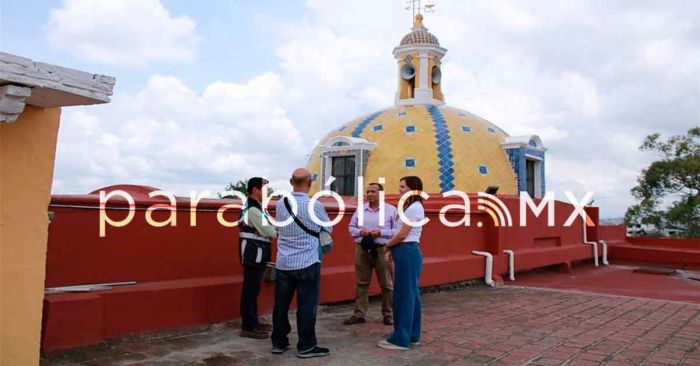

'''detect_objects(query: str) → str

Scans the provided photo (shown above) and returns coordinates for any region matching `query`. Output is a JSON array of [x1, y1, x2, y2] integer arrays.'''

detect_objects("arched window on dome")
[[487, 127, 496, 134], [502, 135, 547, 199], [373, 124, 383, 132], [331, 156, 355, 196], [461, 126, 472, 134], [405, 125, 416, 134], [318, 136, 377, 196]]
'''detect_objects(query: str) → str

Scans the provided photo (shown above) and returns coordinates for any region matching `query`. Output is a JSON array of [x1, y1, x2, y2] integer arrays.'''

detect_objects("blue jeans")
[[271, 263, 321, 351], [387, 242, 422, 347]]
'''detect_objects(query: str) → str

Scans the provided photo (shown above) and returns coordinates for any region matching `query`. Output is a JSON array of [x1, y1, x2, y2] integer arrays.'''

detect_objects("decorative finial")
[[414, 13, 424, 27]]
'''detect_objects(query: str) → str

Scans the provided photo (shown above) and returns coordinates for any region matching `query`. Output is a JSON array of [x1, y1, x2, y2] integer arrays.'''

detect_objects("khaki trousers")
[[353, 245, 394, 318]]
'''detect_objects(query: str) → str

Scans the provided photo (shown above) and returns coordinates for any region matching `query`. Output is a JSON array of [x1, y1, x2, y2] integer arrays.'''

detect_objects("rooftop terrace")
[[42, 263, 700, 366]]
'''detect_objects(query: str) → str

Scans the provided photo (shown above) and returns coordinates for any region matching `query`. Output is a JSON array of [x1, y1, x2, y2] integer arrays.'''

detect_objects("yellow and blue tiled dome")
[[306, 14, 546, 197], [307, 105, 518, 195]]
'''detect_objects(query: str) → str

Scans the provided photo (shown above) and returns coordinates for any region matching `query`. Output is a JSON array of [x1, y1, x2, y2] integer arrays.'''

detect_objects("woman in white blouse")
[[378, 176, 425, 350]]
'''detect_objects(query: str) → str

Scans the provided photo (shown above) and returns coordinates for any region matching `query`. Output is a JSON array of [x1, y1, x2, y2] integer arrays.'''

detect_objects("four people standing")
[[236, 171, 425, 357]]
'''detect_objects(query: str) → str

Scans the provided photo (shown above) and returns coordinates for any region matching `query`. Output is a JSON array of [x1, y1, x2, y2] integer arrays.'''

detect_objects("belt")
[[239, 232, 272, 243]]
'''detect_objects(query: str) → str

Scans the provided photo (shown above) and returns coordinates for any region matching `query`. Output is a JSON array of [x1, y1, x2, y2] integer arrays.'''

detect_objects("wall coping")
[[0, 52, 116, 123]]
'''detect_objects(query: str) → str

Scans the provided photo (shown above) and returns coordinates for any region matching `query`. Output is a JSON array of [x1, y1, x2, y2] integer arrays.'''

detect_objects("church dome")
[[306, 105, 518, 195], [400, 28, 439, 46], [305, 12, 546, 197]]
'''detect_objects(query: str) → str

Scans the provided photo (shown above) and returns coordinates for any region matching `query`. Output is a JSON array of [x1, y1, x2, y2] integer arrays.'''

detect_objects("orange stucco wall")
[[0, 105, 61, 365]]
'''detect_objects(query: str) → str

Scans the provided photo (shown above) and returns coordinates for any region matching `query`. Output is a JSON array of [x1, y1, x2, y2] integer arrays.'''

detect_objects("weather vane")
[[405, 0, 436, 19]]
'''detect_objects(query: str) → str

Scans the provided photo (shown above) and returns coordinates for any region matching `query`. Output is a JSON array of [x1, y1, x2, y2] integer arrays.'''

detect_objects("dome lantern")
[[393, 13, 447, 106]]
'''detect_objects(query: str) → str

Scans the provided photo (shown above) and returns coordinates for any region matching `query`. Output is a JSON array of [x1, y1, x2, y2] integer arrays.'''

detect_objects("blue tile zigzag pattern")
[[351, 111, 383, 138], [427, 105, 455, 192]]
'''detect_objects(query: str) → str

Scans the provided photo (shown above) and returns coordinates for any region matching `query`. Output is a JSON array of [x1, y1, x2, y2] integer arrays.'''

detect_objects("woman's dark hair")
[[400, 176, 424, 211]]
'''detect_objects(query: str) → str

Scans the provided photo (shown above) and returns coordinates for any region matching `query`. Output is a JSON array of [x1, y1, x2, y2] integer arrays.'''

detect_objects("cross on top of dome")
[[400, 1, 439, 46], [405, 0, 435, 21]]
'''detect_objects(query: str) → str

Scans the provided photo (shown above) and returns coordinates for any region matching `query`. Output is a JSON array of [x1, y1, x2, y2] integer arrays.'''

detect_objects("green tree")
[[221, 179, 249, 198], [220, 178, 275, 198], [625, 127, 700, 238]]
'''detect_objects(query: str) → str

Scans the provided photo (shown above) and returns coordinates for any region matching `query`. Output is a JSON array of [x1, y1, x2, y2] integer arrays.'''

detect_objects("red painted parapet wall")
[[599, 225, 627, 242], [42, 185, 597, 350], [627, 236, 700, 249], [603, 227, 700, 270]]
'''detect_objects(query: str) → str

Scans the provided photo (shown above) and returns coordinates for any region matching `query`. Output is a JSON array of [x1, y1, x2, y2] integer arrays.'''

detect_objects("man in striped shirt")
[[271, 168, 332, 359], [344, 182, 397, 326]]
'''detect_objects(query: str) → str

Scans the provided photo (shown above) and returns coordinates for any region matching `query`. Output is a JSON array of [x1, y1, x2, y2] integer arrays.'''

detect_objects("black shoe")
[[297, 346, 330, 358], [240, 328, 269, 339], [343, 315, 366, 325], [272, 345, 290, 354], [383, 316, 394, 325]]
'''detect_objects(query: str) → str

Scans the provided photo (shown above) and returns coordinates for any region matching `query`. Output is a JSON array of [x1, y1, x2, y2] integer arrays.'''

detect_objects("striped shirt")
[[348, 203, 398, 245], [274, 192, 333, 270]]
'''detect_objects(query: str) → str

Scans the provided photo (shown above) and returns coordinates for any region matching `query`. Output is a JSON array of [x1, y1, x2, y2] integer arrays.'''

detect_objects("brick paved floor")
[[42, 285, 700, 366]]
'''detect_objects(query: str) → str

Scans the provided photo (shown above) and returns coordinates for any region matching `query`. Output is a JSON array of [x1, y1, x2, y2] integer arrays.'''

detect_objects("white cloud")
[[54, 73, 304, 195], [46, 0, 199, 67], [267, 0, 699, 218], [52, 1, 700, 219], [558, 72, 600, 117]]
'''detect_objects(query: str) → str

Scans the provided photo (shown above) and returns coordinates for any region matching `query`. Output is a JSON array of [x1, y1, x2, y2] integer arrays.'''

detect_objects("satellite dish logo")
[[477, 192, 513, 227]]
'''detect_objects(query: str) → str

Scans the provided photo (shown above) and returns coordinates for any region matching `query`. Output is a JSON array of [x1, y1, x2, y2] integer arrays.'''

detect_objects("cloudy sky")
[[1, 0, 698, 218]]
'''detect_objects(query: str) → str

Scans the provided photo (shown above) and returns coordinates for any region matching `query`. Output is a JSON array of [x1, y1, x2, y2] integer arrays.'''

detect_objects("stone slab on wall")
[[0, 52, 114, 108]]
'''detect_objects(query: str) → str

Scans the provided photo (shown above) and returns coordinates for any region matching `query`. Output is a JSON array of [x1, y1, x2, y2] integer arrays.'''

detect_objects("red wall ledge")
[[43, 184, 601, 351], [605, 234, 700, 270]]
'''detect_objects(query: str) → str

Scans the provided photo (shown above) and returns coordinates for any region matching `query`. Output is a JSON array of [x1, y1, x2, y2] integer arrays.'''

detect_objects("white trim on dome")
[[319, 136, 377, 153], [502, 135, 547, 151], [395, 96, 445, 106], [393, 45, 447, 59]]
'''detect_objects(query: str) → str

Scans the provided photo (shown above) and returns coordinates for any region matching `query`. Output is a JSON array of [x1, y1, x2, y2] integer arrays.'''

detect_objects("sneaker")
[[271, 345, 290, 354], [383, 316, 394, 325], [342, 315, 366, 325], [297, 346, 330, 358], [255, 323, 272, 332], [240, 328, 268, 339], [377, 340, 408, 350], [411, 341, 421, 346]]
